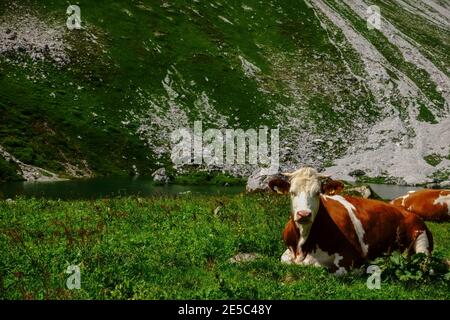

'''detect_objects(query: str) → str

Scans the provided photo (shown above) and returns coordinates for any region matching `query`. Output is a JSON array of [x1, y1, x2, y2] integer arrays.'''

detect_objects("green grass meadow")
[[0, 194, 449, 300]]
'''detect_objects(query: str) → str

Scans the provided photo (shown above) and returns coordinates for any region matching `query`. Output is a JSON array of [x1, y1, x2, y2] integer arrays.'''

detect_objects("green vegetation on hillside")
[[424, 154, 443, 167], [0, 0, 384, 180], [0, 157, 22, 182]]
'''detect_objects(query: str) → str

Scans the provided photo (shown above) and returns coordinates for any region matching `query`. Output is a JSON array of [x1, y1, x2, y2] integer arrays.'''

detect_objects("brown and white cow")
[[390, 189, 450, 222], [270, 167, 433, 274]]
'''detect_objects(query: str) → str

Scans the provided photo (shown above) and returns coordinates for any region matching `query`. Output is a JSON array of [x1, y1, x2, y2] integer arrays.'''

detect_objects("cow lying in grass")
[[391, 189, 450, 222], [269, 167, 433, 274]]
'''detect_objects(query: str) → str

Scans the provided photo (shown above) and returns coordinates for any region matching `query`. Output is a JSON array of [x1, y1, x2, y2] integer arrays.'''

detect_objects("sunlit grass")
[[0, 195, 449, 299]]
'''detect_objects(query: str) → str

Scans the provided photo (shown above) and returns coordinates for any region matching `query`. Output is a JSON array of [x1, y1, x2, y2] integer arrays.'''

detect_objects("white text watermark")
[[66, 5, 82, 30], [171, 121, 279, 173]]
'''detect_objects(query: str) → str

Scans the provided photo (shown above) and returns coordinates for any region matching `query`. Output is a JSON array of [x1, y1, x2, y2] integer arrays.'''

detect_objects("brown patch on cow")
[[319, 195, 366, 258], [391, 189, 450, 222], [282, 218, 300, 256], [340, 197, 433, 258], [397, 209, 434, 254], [304, 200, 365, 271]]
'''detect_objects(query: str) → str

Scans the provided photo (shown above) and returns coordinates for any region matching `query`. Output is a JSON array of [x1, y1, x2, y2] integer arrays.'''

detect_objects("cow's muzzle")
[[295, 210, 311, 223]]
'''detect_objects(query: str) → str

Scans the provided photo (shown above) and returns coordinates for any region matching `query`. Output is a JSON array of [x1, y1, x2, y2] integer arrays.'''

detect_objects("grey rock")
[[0, 13, 69, 65], [152, 168, 169, 184], [426, 183, 440, 189], [426, 180, 450, 189], [213, 206, 222, 216], [0, 145, 63, 182], [229, 253, 260, 264], [246, 168, 284, 193], [7, 32, 17, 40], [345, 186, 372, 199], [440, 181, 450, 188]]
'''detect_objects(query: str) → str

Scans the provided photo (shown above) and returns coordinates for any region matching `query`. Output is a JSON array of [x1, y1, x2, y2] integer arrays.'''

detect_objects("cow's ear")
[[268, 178, 290, 195], [321, 179, 344, 195]]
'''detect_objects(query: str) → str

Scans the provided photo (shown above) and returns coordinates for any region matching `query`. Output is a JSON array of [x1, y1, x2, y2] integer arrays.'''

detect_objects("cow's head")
[[269, 168, 344, 225]]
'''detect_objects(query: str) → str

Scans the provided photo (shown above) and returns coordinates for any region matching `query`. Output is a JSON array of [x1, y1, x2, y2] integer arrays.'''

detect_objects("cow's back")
[[321, 195, 432, 260], [392, 189, 450, 221]]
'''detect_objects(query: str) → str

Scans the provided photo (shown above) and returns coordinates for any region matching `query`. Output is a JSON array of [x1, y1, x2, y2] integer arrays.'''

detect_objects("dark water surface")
[[0, 177, 244, 200], [0, 177, 423, 200], [368, 183, 422, 200]]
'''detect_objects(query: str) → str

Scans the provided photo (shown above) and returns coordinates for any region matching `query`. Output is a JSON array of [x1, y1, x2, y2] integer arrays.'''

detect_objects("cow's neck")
[[296, 199, 326, 254], [295, 222, 312, 249]]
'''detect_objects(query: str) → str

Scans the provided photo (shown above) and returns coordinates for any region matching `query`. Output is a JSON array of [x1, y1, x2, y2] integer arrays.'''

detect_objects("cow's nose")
[[296, 210, 311, 219]]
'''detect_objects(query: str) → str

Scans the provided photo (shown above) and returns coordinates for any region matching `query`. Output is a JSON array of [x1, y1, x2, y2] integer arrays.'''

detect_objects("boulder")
[[151, 168, 169, 184], [343, 185, 382, 200], [229, 253, 260, 264], [344, 186, 372, 199], [246, 168, 284, 193], [426, 180, 450, 189], [440, 181, 450, 188]]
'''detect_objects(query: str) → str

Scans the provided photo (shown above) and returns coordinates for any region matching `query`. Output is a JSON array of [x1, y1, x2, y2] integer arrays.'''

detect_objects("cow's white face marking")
[[433, 193, 450, 215], [290, 190, 320, 221], [288, 170, 322, 246], [324, 195, 369, 257]]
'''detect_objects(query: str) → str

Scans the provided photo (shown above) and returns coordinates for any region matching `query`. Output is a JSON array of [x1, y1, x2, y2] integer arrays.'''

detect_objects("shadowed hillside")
[[0, 0, 449, 184]]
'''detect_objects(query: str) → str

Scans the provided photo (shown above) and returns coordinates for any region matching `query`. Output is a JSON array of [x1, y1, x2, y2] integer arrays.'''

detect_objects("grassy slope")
[[1, 0, 449, 182], [370, 0, 450, 77], [325, 0, 445, 117], [0, 0, 377, 179], [1, 195, 449, 299], [0, 0, 162, 177]]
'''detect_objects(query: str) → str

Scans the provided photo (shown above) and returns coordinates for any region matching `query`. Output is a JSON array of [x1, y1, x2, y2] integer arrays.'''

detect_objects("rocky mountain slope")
[[0, 0, 449, 184]]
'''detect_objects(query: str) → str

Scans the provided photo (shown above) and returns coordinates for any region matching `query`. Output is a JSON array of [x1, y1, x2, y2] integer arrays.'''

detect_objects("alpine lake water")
[[0, 177, 422, 200]]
